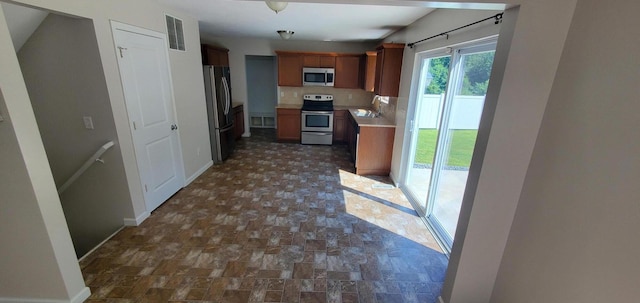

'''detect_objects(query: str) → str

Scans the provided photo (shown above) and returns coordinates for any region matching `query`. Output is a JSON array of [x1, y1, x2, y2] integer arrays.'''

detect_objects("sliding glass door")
[[403, 40, 496, 252], [405, 54, 451, 211]]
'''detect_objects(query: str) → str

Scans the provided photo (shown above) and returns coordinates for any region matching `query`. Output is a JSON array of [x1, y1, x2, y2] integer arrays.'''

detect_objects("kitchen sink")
[[353, 109, 379, 118]]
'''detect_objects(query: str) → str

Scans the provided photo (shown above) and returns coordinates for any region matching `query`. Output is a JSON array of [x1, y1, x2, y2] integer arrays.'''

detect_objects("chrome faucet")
[[371, 95, 382, 117]]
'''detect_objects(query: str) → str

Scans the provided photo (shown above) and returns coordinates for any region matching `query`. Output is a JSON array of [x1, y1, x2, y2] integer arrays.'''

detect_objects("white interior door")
[[112, 22, 184, 213]]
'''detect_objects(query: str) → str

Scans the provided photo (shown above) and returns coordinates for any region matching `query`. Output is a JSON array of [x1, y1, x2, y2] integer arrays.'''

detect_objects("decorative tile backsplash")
[[278, 86, 374, 107]]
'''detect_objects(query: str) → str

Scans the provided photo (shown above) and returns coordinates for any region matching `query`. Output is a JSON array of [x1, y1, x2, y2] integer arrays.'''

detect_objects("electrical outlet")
[[83, 116, 94, 129], [197, 147, 200, 156], [348, 94, 353, 100], [280, 91, 284, 97], [0, 113, 4, 122], [293, 92, 298, 98]]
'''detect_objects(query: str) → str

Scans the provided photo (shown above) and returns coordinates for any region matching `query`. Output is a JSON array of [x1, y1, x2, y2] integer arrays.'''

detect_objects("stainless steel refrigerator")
[[203, 65, 235, 163]]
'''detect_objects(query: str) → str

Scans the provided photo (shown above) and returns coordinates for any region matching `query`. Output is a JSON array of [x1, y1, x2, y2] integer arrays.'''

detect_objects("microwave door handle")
[[325, 71, 328, 85]]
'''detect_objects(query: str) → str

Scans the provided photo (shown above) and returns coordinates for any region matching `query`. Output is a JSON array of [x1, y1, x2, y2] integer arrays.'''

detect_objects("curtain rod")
[[407, 13, 504, 49]]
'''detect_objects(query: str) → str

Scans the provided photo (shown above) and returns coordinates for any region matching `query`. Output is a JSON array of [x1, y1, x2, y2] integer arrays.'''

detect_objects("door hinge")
[[117, 46, 127, 58], [133, 121, 137, 130], [144, 184, 148, 192], [410, 119, 415, 132]]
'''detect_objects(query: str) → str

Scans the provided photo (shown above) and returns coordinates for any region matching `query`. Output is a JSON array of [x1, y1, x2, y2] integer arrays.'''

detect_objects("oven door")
[[301, 111, 334, 132]]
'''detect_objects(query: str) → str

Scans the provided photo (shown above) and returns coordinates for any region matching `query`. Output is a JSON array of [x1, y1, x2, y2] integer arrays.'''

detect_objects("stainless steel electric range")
[[301, 94, 334, 145]]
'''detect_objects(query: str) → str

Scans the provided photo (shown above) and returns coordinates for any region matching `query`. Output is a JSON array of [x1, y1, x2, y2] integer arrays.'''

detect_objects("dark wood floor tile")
[[283, 279, 302, 303], [300, 291, 327, 303], [293, 263, 314, 279], [142, 287, 174, 302], [264, 290, 283, 302], [221, 290, 252, 303], [105, 286, 131, 298], [223, 261, 248, 277], [185, 288, 207, 300], [342, 292, 359, 303]]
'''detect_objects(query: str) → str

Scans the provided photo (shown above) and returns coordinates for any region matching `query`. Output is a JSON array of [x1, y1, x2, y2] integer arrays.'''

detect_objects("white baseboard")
[[185, 160, 213, 186], [71, 287, 91, 303], [0, 287, 90, 303], [438, 295, 446, 303], [123, 211, 149, 226], [78, 226, 125, 262], [242, 132, 251, 137]]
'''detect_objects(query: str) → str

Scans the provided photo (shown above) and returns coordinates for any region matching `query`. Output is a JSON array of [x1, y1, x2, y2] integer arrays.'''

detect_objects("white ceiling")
[[157, 0, 437, 42]]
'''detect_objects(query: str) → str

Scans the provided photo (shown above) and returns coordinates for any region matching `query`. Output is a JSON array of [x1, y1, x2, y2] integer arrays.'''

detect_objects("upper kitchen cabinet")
[[303, 55, 336, 68], [374, 43, 405, 97], [334, 55, 362, 89], [364, 51, 377, 92], [202, 44, 229, 66], [276, 51, 303, 87]]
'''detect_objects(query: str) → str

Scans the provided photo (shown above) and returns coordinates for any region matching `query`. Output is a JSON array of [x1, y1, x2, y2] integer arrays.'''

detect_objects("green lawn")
[[414, 129, 478, 167]]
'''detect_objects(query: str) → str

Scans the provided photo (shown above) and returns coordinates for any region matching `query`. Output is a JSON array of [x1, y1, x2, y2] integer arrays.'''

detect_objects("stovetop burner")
[[302, 94, 334, 111]]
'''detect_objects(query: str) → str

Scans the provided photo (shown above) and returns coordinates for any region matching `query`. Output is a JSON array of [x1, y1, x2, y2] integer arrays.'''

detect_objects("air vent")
[[165, 14, 185, 51]]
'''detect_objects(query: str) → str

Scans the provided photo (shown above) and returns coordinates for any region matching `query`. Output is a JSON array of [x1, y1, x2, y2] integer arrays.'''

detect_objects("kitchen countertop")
[[274, 104, 395, 127], [347, 108, 396, 128], [232, 101, 243, 108]]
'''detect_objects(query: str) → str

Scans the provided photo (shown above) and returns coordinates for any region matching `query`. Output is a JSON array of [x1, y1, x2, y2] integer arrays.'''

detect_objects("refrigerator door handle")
[[222, 76, 231, 115], [220, 124, 234, 132]]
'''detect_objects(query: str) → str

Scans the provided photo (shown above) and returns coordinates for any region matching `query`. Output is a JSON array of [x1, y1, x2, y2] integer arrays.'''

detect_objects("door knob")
[[171, 124, 178, 130]]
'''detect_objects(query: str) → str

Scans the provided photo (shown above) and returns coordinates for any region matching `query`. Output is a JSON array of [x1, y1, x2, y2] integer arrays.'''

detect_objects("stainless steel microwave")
[[302, 67, 335, 87]]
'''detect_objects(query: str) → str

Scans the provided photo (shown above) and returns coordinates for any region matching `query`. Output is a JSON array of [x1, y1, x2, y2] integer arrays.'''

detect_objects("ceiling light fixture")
[[265, 1, 288, 14], [277, 30, 294, 40]]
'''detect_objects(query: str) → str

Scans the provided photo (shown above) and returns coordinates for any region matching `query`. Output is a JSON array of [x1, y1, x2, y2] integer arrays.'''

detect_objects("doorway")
[[246, 55, 277, 128], [403, 39, 496, 252]]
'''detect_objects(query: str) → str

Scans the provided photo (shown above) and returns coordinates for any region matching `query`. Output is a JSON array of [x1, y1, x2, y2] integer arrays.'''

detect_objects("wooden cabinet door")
[[303, 55, 336, 68], [202, 45, 229, 66], [303, 55, 320, 67], [332, 110, 348, 142], [364, 51, 377, 92], [276, 108, 301, 141], [319, 56, 335, 68], [356, 126, 395, 175], [334, 56, 361, 89], [374, 43, 404, 97], [278, 54, 303, 86]]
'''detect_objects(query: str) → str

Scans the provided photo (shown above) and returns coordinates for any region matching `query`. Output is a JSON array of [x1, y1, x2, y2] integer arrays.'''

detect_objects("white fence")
[[417, 94, 485, 130]]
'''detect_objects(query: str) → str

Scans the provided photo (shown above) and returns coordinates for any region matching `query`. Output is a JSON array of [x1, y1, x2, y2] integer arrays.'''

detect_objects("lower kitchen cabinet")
[[347, 113, 395, 175], [333, 110, 348, 143], [276, 108, 301, 142], [233, 104, 245, 140]]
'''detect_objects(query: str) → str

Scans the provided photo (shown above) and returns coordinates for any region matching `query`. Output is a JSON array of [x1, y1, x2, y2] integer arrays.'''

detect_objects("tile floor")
[[80, 128, 448, 303]]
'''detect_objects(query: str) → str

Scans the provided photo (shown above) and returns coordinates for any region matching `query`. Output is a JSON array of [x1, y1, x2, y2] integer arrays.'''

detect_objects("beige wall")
[[200, 36, 377, 135], [0, 4, 87, 301], [491, 0, 640, 301], [18, 14, 133, 258]]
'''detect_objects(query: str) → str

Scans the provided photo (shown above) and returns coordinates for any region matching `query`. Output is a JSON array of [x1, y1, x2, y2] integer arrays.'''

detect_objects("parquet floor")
[[81, 128, 447, 302]]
